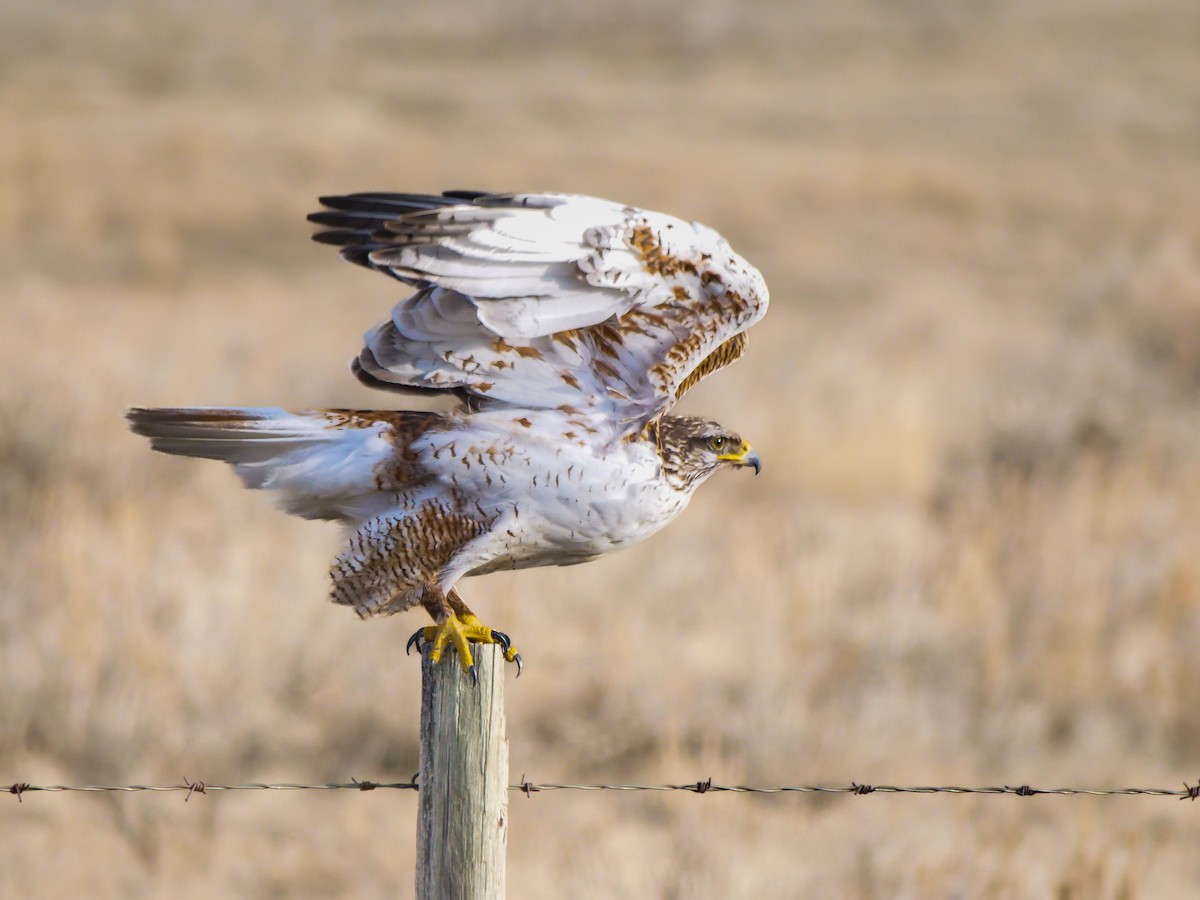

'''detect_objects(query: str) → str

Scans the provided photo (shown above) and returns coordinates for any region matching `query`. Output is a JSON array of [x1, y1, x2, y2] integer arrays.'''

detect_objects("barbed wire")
[[8, 777, 1199, 803]]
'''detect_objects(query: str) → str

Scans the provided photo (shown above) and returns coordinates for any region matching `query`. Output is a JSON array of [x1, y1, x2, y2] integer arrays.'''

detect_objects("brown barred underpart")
[[330, 499, 489, 617], [674, 331, 748, 399]]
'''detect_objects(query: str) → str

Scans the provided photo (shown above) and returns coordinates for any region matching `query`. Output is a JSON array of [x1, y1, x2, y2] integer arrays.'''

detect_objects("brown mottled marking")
[[628, 308, 670, 329], [475, 382, 494, 392], [557, 404, 581, 414], [614, 318, 651, 338], [439, 587, 475, 623], [672, 285, 691, 301], [321, 409, 411, 430], [515, 417, 532, 428], [590, 334, 621, 360], [593, 322, 625, 346], [491, 338, 543, 360], [723, 288, 749, 314], [593, 359, 621, 381], [629, 223, 699, 278], [551, 329, 580, 350], [314, 410, 441, 492], [561, 372, 581, 389], [666, 335, 702, 363], [594, 323, 621, 343], [644, 419, 664, 459], [320, 409, 440, 431]]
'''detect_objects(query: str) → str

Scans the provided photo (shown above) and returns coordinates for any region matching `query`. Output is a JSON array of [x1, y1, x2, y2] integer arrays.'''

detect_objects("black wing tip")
[[440, 189, 491, 201], [309, 228, 373, 246], [313, 190, 493, 214], [126, 407, 152, 434], [309, 191, 495, 250], [127, 406, 181, 432]]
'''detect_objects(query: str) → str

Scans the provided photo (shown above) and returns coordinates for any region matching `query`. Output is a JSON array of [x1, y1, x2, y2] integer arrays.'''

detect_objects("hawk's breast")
[[413, 409, 691, 575]]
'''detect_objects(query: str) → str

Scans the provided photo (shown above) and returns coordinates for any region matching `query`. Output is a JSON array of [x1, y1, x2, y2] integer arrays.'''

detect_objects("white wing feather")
[[310, 192, 769, 433]]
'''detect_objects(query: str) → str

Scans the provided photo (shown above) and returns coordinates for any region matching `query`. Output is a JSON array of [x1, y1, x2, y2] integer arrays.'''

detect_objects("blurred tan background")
[[3, 0, 1200, 896]]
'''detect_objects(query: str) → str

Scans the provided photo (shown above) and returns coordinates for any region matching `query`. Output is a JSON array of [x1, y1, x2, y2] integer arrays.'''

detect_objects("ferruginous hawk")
[[129, 191, 768, 677]]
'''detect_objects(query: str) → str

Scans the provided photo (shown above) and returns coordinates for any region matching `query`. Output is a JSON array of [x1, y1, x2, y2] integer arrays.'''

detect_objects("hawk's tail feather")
[[127, 407, 337, 466], [127, 407, 441, 521]]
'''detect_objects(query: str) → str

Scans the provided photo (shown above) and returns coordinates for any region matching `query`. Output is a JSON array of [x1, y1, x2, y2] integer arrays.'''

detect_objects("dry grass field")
[[3, 0, 1200, 895]]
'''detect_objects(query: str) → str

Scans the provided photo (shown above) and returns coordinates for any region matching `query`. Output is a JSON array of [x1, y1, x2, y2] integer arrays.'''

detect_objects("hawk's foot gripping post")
[[407, 613, 522, 681]]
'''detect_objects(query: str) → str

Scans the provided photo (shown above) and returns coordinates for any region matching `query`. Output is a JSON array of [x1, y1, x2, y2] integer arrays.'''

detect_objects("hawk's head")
[[657, 416, 761, 490]]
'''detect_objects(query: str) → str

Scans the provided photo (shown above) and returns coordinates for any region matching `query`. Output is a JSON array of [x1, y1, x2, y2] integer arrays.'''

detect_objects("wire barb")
[[519, 773, 539, 798], [182, 777, 207, 802]]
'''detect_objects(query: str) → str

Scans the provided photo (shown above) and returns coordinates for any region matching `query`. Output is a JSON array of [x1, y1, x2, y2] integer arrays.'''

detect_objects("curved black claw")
[[405, 629, 425, 656], [467, 664, 478, 686], [490, 631, 522, 676]]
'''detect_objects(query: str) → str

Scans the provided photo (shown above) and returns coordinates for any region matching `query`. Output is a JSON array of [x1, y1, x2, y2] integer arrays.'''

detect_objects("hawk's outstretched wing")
[[309, 192, 768, 434]]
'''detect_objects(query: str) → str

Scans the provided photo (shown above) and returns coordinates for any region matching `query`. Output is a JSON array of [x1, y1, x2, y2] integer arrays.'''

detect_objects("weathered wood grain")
[[416, 644, 508, 900]]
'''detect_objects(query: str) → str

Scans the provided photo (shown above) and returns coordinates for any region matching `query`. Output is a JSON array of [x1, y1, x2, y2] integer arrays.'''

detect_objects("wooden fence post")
[[416, 642, 508, 900]]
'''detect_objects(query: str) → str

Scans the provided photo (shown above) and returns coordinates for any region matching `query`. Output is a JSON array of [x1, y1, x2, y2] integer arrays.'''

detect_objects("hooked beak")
[[718, 441, 762, 476]]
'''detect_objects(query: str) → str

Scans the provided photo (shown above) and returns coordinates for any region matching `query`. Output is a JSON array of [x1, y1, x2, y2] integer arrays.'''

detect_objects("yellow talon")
[[409, 613, 521, 675]]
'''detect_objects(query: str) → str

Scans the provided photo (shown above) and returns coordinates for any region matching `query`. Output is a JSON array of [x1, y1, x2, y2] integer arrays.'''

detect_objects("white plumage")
[[130, 191, 769, 669]]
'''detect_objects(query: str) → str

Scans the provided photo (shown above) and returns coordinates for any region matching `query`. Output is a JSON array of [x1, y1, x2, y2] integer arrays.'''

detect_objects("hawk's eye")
[[706, 435, 727, 453]]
